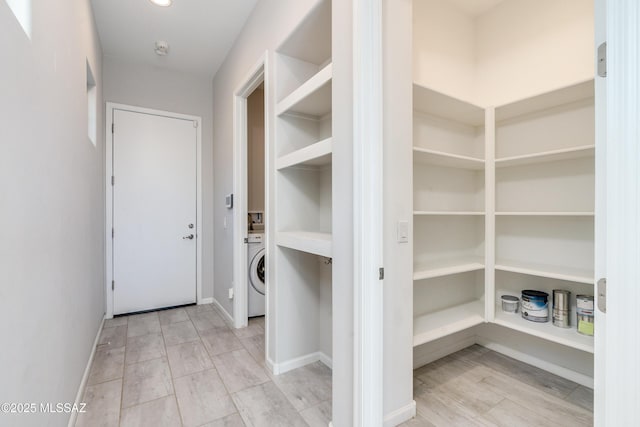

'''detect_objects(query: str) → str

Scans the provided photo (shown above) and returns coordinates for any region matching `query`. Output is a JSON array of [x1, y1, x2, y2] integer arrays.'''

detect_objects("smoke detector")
[[155, 41, 170, 56]]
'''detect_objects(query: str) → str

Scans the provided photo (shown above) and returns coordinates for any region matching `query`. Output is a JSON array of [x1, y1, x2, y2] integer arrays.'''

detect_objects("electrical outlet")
[[228, 288, 234, 299]]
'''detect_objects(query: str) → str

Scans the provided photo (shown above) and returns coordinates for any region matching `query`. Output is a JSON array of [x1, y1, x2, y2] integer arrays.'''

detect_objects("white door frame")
[[232, 53, 268, 329], [105, 103, 203, 319], [353, 0, 384, 425], [597, 2, 640, 425]]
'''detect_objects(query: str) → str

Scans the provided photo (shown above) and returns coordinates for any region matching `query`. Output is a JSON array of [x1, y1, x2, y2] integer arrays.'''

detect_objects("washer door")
[[249, 248, 266, 295]]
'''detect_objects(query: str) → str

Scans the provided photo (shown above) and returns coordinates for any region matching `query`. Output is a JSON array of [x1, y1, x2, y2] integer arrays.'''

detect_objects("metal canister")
[[552, 290, 571, 328], [521, 290, 549, 322], [576, 295, 595, 336]]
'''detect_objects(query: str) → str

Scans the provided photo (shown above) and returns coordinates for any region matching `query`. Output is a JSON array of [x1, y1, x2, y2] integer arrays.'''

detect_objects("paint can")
[[521, 290, 549, 323], [576, 295, 595, 336], [501, 295, 520, 313], [552, 290, 571, 328]]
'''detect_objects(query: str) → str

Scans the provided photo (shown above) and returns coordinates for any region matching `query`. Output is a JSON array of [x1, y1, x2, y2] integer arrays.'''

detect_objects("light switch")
[[397, 220, 409, 243]]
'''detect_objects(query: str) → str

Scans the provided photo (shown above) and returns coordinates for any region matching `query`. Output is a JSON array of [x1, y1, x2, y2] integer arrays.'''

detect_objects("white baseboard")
[[199, 297, 214, 305], [68, 315, 105, 427], [384, 400, 416, 427], [211, 298, 234, 326], [271, 352, 329, 375], [476, 338, 594, 388], [318, 352, 333, 369]]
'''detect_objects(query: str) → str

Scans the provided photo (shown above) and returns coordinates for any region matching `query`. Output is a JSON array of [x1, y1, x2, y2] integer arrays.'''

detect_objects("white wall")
[[0, 1, 104, 426], [413, 0, 476, 102], [413, 0, 594, 106], [383, 0, 415, 423], [475, 0, 594, 106], [103, 56, 215, 299]]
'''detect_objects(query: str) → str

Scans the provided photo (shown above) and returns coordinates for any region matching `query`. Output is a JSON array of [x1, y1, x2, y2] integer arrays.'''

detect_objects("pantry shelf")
[[493, 311, 594, 353], [276, 138, 332, 170], [413, 300, 485, 347], [414, 257, 484, 281], [276, 231, 332, 258], [495, 259, 594, 285]]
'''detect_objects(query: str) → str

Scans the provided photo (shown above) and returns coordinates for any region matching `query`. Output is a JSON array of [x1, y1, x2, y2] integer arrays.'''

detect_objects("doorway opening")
[[233, 54, 268, 333]]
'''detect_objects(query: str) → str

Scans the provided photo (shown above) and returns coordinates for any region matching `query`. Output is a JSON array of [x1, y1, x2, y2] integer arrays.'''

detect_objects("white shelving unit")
[[411, 59, 595, 358], [272, 0, 333, 379], [412, 84, 486, 347], [491, 80, 596, 352]]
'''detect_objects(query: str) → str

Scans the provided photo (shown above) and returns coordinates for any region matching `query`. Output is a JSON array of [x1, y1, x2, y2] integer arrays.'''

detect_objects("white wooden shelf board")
[[493, 311, 594, 353], [413, 147, 484, 170], [276, 231, 332, 258], [495, 145, 595, 168], [413, 300, 485, 347], [414, 257, 484, 281], [495, 259, 594, 284], [414, 211, 485, 216], [495, 212, 595, 217], [496, 79, 594, 122], [277, 63, 332, 117], [277, 138, 332, 170], [413, 83, 485, 126]]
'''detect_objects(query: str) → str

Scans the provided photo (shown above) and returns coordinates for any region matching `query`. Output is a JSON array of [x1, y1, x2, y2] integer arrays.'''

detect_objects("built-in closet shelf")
[[276, 231, 332, 258], [277, 63, 332, 118], [277, 138, 332, 170], [414, 211, 484, 216], [495, 212, 595, 217], [413, 147, 484, 170], [413, 300, 485, 347], [495, 145, 595, 168], [414, 257, 484, 281], [495, 79, 594, 122], [413, 83, 485, 126], [495, 259, 593, 285], [493, 311, 594, 353]]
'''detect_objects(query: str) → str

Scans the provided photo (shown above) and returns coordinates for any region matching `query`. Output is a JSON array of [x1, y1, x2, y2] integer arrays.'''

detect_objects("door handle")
[[182, 234, 194, 240]]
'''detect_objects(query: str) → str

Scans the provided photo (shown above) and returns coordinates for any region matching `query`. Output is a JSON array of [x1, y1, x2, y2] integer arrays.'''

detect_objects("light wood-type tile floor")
[[78, 305, 593, 427], [402, 345, 594, 427], [75, 304, 332, 427]]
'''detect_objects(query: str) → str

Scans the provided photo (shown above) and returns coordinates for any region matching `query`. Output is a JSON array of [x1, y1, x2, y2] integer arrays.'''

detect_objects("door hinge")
[[111, 280, 115, 291], [244, 238, 249, 244], [112, 228, 114, 238], [111, 176, 115, 186], [379, 268, 384, 280], [597, 278, 607, 313], [193, 121, 198, 128], [112, 123, 115, 133], [598, 42, 607, 78]]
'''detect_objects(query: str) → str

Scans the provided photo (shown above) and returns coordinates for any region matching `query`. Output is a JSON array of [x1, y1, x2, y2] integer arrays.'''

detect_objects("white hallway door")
[[112, 109, 197, 315]]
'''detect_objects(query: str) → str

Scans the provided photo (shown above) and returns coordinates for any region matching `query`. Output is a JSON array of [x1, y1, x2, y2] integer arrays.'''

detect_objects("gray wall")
[[103, 56, 215, 299], [247, 88, 265, 214], [0, 1, 104, 426]]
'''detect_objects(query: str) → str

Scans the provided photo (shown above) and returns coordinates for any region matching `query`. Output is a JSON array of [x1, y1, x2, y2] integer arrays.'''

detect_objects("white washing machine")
[[247, 233, 265, 317]]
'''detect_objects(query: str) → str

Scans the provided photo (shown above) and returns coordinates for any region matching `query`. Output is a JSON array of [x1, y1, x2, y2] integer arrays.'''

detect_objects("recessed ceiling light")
[[150, 0, 172, 7]]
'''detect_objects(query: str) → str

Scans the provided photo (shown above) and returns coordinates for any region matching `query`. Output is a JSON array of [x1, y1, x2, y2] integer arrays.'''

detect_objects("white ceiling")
[[446, 0, 506, 16], [91, 0, 259, 79]]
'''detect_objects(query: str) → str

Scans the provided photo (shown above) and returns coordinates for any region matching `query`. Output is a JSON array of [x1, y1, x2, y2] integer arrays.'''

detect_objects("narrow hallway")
[[76, 305, 332, 427]]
